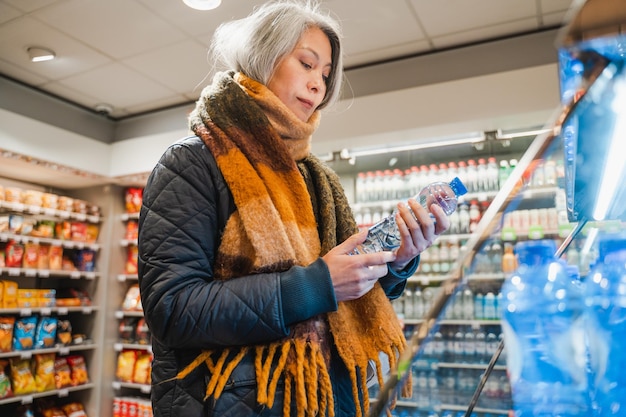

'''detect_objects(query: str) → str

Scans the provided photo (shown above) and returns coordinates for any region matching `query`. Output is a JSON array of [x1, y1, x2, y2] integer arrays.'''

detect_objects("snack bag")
[[118, 317, 138, 343], [133, 353, 152, 385], [134, 318, 151, 345], [116, 350, 137, 382], [125, 245, 138, 275], [13, 316, 37, 350], [10, 357, 37, 395], [86, 223, 100, 243], [34, 317, 57, 349], [0, 317, 15, 352], [125, 188, 143, 213], [56, 319, 72, 346], [33, 353, 56, 392], [48, 245, 63, 270], [121, 284, 141, 311], [5, 240, 24, 268], [67, 355, 89, 386], [62, 403, 88, 417], [0, 360, 12, 399], [22, 243, 39, 269], [54, 356, 72, 389]]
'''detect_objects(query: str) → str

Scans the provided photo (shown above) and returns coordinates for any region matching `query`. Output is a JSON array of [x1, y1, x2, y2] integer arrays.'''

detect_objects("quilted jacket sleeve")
[[137, 137, 337, 350]]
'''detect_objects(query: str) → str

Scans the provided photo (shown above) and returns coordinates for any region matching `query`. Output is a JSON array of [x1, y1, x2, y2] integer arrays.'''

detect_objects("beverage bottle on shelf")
[[355, 172, 367, 203], [584, 234, 626, 417], [466, 159, 478, 193], [501, 242, 517, 274], [468, 200, 481, 233], [458, 202, 471, 234], [462, 288, 475, 320], [464, 328, 476, 363], [501, 239, 587, 416], [403, 288, 415, 319], [476, 158, 487, 192], [352, 177, 467, 254], [474, 292, 484, 320], [486, 156, 499, 191], [498, 159, 510, 188], [474, 328, 487, 363], [413, 288, 425, 319]]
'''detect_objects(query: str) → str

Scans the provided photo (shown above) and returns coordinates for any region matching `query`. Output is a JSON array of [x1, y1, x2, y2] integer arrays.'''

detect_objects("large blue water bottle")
[[501, 239, 587, 416], [585, 234, 626, 416]]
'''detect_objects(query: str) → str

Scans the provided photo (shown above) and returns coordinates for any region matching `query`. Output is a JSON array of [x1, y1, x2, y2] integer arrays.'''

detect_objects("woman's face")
[[268, 26, 332, 122]]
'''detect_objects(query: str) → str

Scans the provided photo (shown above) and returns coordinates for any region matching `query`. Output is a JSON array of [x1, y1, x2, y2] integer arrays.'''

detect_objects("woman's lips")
[[298, 97, 314, 109]]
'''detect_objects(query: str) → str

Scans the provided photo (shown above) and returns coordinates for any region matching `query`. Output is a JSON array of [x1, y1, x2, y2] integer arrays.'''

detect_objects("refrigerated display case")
[[367, 0, 626, 416]]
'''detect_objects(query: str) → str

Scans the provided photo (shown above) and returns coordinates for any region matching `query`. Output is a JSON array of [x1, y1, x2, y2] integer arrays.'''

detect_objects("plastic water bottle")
[[501, 239, 587, 416], [352, 177, 467, 254], [584, 234, 626, 416]]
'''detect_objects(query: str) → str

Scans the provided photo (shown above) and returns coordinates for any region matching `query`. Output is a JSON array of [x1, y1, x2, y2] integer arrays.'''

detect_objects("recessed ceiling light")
[[27, 47, 56, 62], [182, 0, 221, 11]]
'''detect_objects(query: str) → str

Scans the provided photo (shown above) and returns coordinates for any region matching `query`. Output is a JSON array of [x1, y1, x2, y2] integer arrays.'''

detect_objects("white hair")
[[210, 0, 343, 109]]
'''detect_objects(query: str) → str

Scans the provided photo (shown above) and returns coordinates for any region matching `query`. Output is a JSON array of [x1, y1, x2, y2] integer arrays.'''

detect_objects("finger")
[[365, 250, 396, 266], [430, 204, 450, 235], [336, 230, 368, 254]]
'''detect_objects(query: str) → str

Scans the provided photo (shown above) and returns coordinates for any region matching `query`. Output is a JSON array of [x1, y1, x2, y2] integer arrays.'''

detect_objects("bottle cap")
[[449, 177, 468, 197]]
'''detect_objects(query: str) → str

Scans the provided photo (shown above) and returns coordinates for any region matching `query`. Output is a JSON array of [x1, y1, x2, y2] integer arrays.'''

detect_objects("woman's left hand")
[[388, 199, 450, 272]]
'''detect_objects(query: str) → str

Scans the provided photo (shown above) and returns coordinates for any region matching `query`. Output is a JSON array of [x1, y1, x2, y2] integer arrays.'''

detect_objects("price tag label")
[[58, 307, 69, 316], [500, 227, 517, 242], [527, 225, 544, 240], [21, 395, 34, 405], [58, 388, 69, 397]]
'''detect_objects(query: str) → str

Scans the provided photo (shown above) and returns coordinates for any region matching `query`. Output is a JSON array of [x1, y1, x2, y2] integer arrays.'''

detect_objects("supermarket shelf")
[[0, 343, 98, 360], [0, 266, 98, 280], [0, 232, 100, 251], [0, 306, 99, 316], [0, 383, 95, 406], [0, 201, 101, 223], [112, 381, 151, 394]]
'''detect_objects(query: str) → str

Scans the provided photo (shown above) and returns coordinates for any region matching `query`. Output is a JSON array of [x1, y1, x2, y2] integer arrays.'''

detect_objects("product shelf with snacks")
[[110, 187, 153, 417], [0, 180, 116, 417]]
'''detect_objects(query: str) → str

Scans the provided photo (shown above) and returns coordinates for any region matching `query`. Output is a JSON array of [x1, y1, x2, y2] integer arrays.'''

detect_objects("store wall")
[[0, 29, 562, 182], [107, 62, 559, 177]]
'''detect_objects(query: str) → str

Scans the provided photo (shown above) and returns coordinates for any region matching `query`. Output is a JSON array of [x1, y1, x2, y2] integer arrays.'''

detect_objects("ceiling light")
[[27, 47, 56, 62], [182, 0, 221, 10]]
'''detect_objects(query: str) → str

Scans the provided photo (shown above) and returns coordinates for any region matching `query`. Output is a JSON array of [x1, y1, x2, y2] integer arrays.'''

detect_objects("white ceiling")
[[0, 0, 574, 119]]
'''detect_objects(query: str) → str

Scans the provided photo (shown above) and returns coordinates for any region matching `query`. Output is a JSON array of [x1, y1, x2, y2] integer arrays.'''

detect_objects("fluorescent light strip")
[[348, 134, 485, 158]]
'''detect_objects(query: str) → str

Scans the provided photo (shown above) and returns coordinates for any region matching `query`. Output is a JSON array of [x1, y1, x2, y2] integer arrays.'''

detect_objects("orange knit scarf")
[[179, 71, 408, 417]]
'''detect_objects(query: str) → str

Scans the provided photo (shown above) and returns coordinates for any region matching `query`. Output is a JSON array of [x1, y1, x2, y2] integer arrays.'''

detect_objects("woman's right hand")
[[321, 231, 396, 301]]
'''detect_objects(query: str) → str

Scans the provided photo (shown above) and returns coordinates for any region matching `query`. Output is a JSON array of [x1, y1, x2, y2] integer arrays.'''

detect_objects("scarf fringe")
[[177, 340, 337, 417]]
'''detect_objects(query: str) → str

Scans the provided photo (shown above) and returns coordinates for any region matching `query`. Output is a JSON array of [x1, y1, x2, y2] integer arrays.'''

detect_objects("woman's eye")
[[322, 75, 329, 83], [301, 61, 312, 69]]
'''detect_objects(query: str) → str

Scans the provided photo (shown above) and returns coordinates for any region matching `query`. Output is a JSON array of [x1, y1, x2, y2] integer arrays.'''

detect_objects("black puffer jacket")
[[138, 136, 415, 417]]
